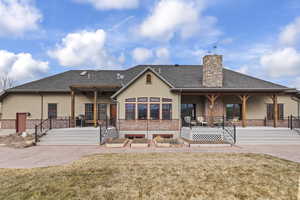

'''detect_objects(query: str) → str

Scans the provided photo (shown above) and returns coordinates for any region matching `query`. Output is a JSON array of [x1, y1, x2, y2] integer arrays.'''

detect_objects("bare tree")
[[0, 74, 14, 91]]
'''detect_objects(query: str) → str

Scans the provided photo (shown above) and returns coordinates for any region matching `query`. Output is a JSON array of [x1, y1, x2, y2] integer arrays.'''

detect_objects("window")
[[162, 98, 172, 102], [138, 104, 148, 120], [138, 97, 148, 102], [125, 98, 136, 102], [146, 74, 152, 84], [226, 104, 242, 120], [125, 104, 135, 120], [150, 97, 160, 102], [267, 104, 284, 120], [85, 104, 94, 120], [150, 104, 160, 120], [48, 104, 57, 119], [181, 104, 196, 120], [98, 104, 107, 120], [162, 104, 172, 120]]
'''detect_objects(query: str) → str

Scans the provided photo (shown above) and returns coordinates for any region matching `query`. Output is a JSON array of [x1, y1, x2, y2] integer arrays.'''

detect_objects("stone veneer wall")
[[203, 55, 223, 87]]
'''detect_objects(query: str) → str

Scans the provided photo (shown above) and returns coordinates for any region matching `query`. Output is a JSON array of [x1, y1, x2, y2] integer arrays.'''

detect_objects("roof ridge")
[[224, 68, 288, 88]]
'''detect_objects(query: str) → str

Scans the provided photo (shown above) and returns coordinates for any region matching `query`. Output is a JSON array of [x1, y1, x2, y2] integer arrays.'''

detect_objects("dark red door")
[[16, 113, 27, 133], [110, 104, 117, 126]]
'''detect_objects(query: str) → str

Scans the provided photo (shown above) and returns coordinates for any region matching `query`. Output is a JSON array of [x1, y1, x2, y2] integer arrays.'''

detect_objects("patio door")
[[16, 113, 27, 133], [110, 104, 117, 126]]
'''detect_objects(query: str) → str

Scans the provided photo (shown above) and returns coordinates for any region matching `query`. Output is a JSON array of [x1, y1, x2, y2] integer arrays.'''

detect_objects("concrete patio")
[[0, 144, 299, 168]]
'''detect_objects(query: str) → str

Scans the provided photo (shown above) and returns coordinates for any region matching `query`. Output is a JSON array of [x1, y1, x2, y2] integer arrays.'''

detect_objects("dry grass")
[[0, 153, 299, 200]]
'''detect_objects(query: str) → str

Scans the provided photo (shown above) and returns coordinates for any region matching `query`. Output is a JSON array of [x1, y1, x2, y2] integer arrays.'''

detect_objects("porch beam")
[[93, 90, 98, 127], [238, 95, 250, 128], [271, 94, 278, 128]]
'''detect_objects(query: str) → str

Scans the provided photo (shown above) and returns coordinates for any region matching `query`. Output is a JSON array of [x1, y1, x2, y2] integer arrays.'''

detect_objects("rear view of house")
[[0, 55, 299, 139]]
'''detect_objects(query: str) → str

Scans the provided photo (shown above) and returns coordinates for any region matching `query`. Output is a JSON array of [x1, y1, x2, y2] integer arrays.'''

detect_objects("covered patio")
[[178, 88, 297, 128]]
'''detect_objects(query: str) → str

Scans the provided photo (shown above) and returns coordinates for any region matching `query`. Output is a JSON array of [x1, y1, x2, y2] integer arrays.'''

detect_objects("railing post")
[[233, 125, 236, 144], [222, 115, 225, 130], [99, 124, 102, 145], [288, 116, 290, 129], [291, 115, 293, 130], [49, 117, 52, 130], [35, 125, 38, 143]]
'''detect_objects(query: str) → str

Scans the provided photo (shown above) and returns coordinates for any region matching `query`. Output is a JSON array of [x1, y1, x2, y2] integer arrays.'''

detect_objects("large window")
[[267, 104, 284, 120], [162, 104, 172, 120], [98, 104, 107, 120], [181, 104, 196, 120], [226, 104, 242, 120], [138, 104, 148, 120], [85, 104, 94, 120], [48, 104, 57, 119], [125, 104, 135, 120], [150, 104, 160, 120]]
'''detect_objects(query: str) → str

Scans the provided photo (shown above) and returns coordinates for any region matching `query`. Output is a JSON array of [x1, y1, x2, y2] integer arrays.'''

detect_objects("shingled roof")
[[4, 65, 293, 94]]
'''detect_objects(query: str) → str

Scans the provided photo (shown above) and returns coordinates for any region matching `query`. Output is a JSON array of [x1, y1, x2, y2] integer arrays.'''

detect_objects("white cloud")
[[0, 0, 42, 36], [132, 48, 153, 63], [236, 65, 249, 74], [0, 50, 49, 81], [279, 17, 300, 46], [292, 77, 300, 89], [74, 0, 139, 10], [260, 47, 300, 78], [139, 0, 220, 41], [154, 47, 170, 64], [49, 29, 119, 68]]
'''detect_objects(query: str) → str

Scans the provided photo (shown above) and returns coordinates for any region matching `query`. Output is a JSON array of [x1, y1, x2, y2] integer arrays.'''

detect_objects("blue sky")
[[0, 0, 300, 88]]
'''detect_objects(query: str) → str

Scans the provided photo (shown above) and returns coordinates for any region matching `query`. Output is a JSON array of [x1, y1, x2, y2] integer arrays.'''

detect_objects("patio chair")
[[197, 116, 208, 126]]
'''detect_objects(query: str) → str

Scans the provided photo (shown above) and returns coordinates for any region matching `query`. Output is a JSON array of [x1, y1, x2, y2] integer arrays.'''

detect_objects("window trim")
[[138, 103, 148, 120], [162, 103, 172, 120], [150, 103, 160, 120]]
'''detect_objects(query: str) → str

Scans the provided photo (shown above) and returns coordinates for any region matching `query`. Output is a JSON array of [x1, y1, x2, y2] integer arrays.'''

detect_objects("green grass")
[[0, 153, 299, 200]]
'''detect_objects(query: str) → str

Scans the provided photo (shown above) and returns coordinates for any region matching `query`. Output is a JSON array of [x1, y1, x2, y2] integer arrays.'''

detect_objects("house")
[[0, 55, 299, 139]]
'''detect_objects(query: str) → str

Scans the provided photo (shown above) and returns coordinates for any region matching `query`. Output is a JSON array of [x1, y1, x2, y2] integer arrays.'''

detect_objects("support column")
[[238, 95, 250, 128], [93, 90, 98, 127], [271, 94, 278, 128], [71, 90, 75, 120], [206, 94, 219, 126]]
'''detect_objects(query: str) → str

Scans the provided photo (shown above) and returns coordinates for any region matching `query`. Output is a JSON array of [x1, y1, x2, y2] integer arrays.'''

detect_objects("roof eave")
[[111, 67, 174, 99], [171, 88, 296, 93]]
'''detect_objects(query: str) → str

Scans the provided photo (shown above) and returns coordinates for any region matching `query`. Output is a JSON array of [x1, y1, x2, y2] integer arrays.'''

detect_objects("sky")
[[0, 0, 300, 89]]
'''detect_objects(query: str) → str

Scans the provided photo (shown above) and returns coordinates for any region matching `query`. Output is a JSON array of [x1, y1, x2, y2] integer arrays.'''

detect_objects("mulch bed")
[[0, 134, 35, 148]]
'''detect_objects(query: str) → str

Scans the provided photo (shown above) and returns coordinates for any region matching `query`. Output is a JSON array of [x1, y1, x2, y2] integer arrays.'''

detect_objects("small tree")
[[0, 74, 14, 91]]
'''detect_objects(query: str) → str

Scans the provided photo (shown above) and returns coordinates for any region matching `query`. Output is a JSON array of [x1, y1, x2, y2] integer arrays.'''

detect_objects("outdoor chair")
[[197, 116, 208, 126], [213, 118, 223, 127]]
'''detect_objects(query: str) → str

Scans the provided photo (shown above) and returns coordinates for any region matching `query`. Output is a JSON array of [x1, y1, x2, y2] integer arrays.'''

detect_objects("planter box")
[[130, 143, 149, 148], [106, 139, 128, 148], [155, 142, 171, 147]]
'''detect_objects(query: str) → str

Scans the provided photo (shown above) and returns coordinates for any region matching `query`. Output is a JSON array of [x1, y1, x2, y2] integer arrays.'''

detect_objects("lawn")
[[0, 153, 299, 200]]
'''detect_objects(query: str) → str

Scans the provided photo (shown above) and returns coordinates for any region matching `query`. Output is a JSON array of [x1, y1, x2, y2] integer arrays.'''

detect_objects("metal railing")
[[34, 118, 52, 143], [34, 116, 73, 143], [222, 122, 236, 144], [289, 115, 300, 132]]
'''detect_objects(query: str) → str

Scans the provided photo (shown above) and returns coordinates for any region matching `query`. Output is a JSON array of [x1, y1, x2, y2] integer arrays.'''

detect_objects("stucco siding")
[[1, 93, 113, 120], [116, 72, 180, 119], [2, 93, 42, 119]]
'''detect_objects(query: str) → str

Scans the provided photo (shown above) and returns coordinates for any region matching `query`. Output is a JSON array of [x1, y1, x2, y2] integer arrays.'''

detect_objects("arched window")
[[146, 74, 152, 84]]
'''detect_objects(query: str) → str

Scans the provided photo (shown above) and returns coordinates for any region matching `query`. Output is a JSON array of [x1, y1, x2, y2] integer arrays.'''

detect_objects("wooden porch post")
[[71, 90, 75, 120], [238, 95, 250, 128], [93, 90, 98, 127], [206, 94, 219, 126], [271, 94, 278, 128]]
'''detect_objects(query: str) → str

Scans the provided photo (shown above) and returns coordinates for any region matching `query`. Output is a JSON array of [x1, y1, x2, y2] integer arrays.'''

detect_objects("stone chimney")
[[202, 55, 223, 87]]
